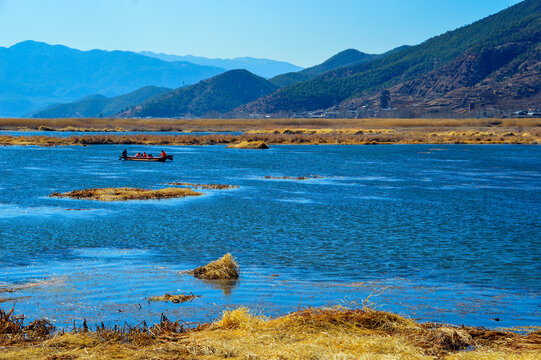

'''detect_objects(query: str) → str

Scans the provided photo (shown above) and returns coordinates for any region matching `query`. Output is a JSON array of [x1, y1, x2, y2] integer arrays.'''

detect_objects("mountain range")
[[0, 42, 300, 117], [0, 41, 228, 117], [139, 51, 302, 78], [10, 0, 541, 119]]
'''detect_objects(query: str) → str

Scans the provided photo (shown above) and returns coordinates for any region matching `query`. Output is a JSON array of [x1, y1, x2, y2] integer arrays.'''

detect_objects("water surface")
[[0, 144, 539, 329]]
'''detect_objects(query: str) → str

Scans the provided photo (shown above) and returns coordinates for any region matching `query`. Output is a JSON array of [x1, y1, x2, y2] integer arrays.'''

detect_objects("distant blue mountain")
[[0, 41, 225, 117], [139, 51, 303, 78]]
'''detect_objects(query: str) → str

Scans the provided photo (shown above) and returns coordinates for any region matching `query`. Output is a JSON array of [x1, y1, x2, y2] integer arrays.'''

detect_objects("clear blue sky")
[[0, 0, 522, 67]]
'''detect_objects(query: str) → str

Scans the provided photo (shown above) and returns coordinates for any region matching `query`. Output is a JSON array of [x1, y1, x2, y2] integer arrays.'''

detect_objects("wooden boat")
[[119, 155, 173, 162]]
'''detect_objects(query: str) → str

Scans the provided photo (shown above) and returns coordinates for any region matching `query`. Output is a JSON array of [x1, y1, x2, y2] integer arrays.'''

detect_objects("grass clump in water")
[[148, 293, 200, 304], [168, 182, 239, 190], [227, 140, 269, 149], [187, 253, 239, 280], [49, 187, 202, 201]]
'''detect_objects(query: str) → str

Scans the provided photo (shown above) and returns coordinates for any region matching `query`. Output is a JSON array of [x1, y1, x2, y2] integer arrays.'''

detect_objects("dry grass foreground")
[[49, 187, 202, 201], [187, 254, 240, 280], [1, 306, 539, 360]]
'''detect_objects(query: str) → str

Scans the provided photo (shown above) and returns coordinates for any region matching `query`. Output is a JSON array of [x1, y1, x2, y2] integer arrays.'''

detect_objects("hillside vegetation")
[[240, 0, 540, 115]]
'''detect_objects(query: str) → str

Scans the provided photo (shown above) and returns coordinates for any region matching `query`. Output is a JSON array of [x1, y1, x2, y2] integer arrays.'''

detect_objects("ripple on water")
[[0, 204, 109, 218]]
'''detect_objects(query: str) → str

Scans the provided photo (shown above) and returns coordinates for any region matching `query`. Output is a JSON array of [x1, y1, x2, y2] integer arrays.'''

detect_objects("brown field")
[[1, 306, 539, 360]]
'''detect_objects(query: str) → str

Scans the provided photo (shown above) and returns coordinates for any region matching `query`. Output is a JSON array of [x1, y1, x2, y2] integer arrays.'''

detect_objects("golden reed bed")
[[0, 305, 539, 359], [0, 128, 539, 146], [0, 117, 539, 132]]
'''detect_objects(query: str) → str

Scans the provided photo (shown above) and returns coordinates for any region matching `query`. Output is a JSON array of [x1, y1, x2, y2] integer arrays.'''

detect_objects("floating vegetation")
[[0, 296, 30, 304], [264, 175, 323, 180], [187, 253, 239, 280], [0, 277, 67, 294], [227, 140, 270, 149], [148, 293, 200, 304], [1, 306, 540, 359], [49, 187, 202, 202], [167, 182, 239, 190]]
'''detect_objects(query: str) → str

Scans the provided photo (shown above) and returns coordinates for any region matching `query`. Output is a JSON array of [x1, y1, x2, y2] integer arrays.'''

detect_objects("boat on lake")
[[119, 155, 173, 162]]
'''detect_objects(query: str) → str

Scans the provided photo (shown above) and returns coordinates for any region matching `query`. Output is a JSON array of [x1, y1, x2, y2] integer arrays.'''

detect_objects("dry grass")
[[49, 187, 202, 201], [148, 293, 200, 304], [187, 254, 239, 280], [168, 182, 239, 190], [227, 140, 270, 149], [248, 128, 397, 135], [1, 117, 539, 132], [1, 306, 539, 360], [0, 307, 55, 346]]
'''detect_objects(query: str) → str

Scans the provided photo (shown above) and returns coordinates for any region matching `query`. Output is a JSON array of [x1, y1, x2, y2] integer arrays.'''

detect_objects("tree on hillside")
[[380, 89, 390, 109]]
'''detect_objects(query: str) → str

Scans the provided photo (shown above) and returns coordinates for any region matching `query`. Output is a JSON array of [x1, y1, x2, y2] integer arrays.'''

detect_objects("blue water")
[[0, 144, 539, 329]]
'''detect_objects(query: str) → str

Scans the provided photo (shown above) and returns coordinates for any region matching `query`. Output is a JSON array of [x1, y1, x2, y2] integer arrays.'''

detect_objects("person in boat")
[[121, 149, 128, 157], [135, 152, 141, 157], [148, 154, 153, 158], [160, 150, 167, 158], [143, 152, 148, 158]]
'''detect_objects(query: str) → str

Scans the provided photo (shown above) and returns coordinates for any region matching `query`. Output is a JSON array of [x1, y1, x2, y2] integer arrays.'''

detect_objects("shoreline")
[[1, 305, 539, 359]]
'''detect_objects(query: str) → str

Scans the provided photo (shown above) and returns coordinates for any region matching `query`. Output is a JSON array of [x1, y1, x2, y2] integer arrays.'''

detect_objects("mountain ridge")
[[139, 51, 302, 78], [269, 47, 411, 87]]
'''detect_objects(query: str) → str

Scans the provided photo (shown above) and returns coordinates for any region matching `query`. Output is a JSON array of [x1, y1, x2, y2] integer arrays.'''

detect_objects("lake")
[[0, 144, 539, 330]]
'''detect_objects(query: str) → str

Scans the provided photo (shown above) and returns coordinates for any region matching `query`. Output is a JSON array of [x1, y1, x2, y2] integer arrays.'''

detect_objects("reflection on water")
[[0, 144, 539, 329], [200, 279, 240, 296]]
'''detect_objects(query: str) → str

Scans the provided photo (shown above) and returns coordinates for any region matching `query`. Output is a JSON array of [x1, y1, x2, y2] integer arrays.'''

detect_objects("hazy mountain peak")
[[139, 51, 303, 78]]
